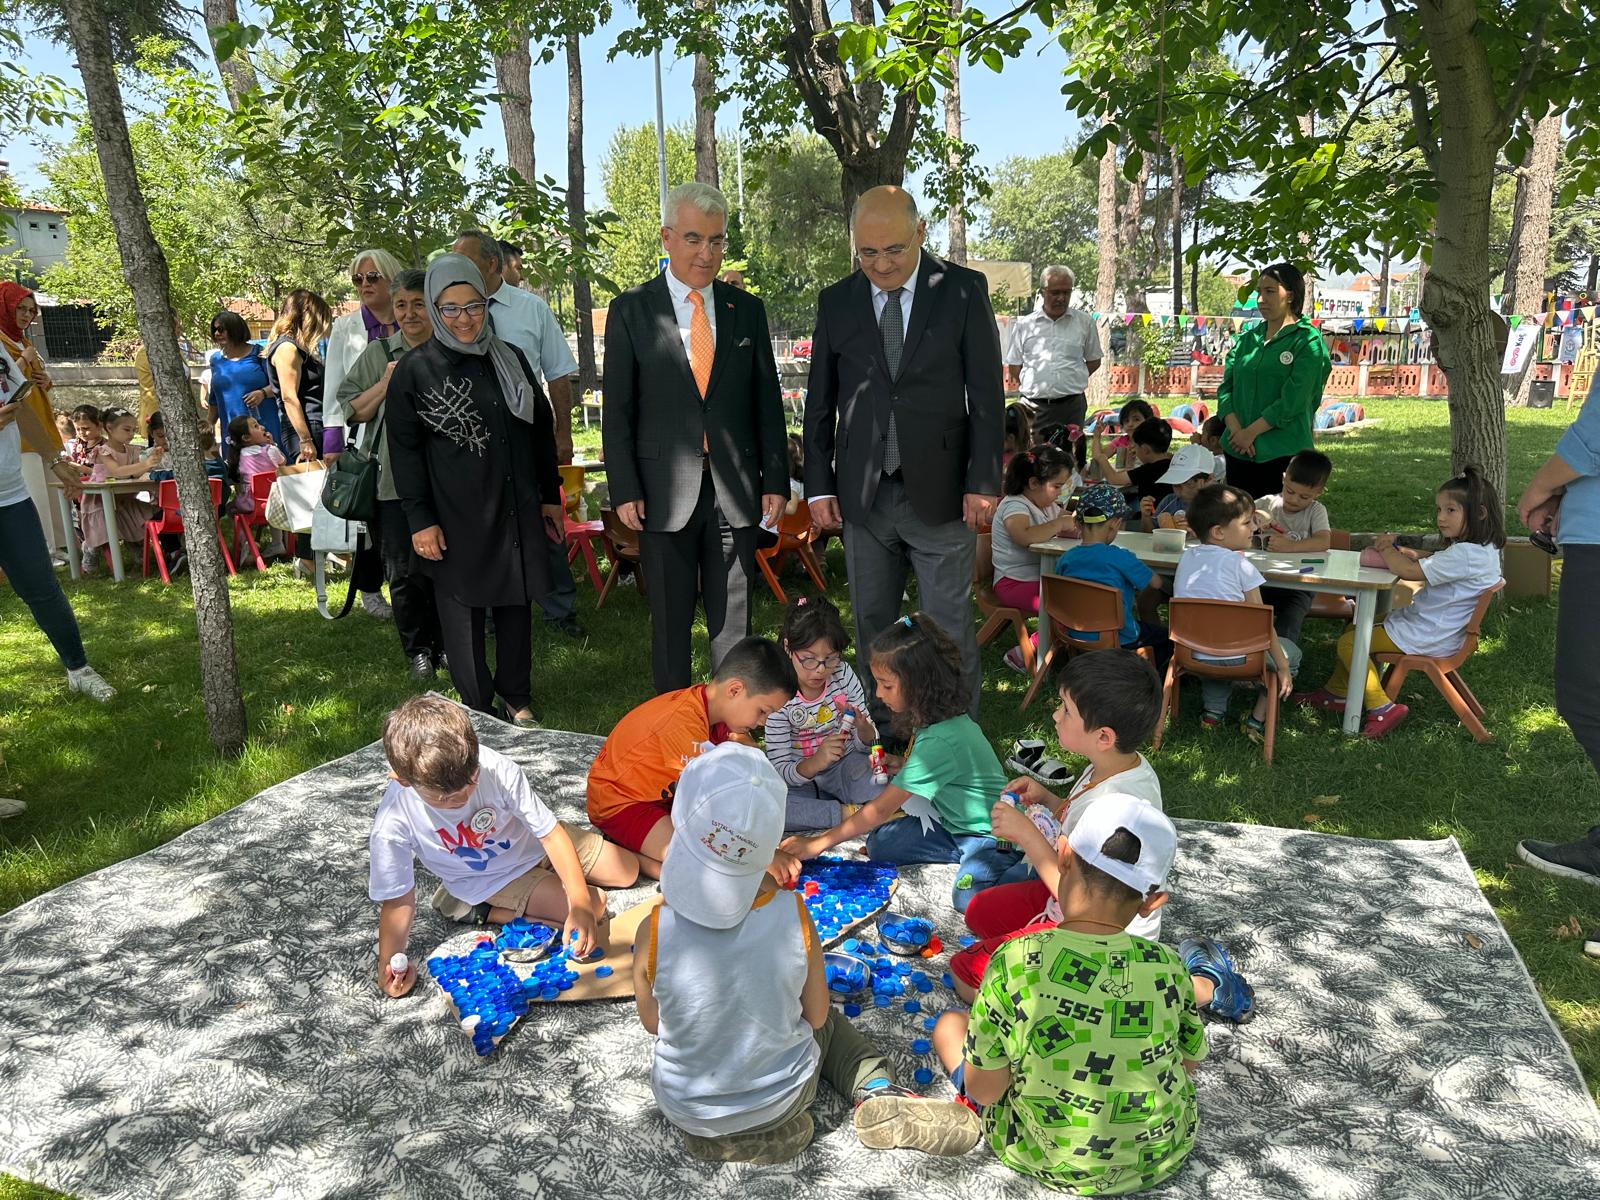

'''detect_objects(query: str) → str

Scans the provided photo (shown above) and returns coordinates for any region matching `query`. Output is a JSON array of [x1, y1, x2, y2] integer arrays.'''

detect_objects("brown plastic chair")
[[974, 530, 1036, 676], [1371, 579, 1504, 743], [1154, 597, 1281, 764], [755, 499, 827, 603], [1021, 575, 1155, 709], [1306, 529, 1355, 623], [597, 506, 647, 609]]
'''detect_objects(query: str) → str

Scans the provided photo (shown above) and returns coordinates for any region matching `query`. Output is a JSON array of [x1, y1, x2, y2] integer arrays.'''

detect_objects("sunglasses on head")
[[351, 271, 385, 286]]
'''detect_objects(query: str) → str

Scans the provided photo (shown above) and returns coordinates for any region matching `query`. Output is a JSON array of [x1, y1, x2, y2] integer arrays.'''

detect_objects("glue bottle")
[[388, 952, 410, 983], [869, 743, 889, 785], [835, 692, 857, 741]]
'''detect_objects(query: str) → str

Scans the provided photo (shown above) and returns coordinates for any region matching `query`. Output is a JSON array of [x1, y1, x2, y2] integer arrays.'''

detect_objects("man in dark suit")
[[804, 186, 1004, 713], [604, 182, 789, 693]]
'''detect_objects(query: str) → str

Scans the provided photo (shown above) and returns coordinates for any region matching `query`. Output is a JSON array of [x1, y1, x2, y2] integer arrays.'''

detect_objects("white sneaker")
[[1003, 646, 1029, 675], [360, 592, 393, 620], [80, 548, 99, 575], [0, 798, 25, 819], [67, 665, 117, 703]]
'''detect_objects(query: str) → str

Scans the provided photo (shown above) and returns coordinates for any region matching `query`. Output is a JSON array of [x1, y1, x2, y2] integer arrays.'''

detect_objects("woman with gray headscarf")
[[385, 253, 564, 724]]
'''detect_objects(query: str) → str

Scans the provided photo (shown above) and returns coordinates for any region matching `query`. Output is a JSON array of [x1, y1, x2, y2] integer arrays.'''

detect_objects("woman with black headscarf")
[[385, 254, 564, 723]]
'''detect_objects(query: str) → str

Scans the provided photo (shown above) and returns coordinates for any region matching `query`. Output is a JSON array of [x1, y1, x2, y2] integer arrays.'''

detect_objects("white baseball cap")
[[659, 742, 787, 929], [1067, 794, 1178, 895], [1156, 442, 1218, 485]]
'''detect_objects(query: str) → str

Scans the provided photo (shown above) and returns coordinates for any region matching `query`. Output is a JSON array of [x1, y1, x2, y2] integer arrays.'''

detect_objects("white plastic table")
[[1032, 531, 1398, 736], [47, 478, 157, 583]]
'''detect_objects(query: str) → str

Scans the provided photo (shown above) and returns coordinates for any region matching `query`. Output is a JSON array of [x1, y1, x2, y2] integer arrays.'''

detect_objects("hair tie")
[[795, 597, 808, 606], [899, 615, 914, 628]]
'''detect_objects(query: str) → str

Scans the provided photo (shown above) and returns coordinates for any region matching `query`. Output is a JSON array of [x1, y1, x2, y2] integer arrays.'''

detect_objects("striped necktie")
[[880, 287, 904, 474]]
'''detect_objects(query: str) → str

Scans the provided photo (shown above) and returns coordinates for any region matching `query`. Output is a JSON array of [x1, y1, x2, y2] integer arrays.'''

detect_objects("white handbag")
[[266, 464, 324, 533]]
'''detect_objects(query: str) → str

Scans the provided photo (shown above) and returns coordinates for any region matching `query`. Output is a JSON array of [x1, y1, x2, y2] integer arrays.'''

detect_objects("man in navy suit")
[[804, 186, 1005, 713], [603, 182, 789, 692]]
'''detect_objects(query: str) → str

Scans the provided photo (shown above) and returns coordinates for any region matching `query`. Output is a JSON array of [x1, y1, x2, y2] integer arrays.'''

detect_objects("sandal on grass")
[[1007, 739, 1071, 787]]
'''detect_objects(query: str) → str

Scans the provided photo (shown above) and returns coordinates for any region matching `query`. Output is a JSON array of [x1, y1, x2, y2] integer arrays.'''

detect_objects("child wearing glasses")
[[764, 595, 882, 831]]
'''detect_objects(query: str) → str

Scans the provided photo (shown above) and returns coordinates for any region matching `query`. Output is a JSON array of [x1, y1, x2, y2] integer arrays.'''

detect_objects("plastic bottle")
[[870, 743, 889, 785], [388, 952, 409, 981], [835, 692, 857, 740]]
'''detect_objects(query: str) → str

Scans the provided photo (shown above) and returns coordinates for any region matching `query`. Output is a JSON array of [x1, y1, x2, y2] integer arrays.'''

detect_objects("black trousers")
[[1224, 452, 1294, 502], [376, 499, 442, 661], [435, 594, 533, 715], [1557, 544, 1600, 780], [1029, 393, 1089, 468], [639, 471, 757, 693]]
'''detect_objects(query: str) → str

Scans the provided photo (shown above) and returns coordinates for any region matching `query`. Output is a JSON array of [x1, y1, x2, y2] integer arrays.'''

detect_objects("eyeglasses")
[[437, 302, 488, 320], [794, 652, 843, 672], [857, 244, 910, 263], [351, 271, 386, 286], [672, 232, 728, 250]]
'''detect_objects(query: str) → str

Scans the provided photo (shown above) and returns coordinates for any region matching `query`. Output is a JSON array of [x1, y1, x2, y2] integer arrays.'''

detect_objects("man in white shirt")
[[452, 229, 587, 637], [1004, 266, 1103, 465]]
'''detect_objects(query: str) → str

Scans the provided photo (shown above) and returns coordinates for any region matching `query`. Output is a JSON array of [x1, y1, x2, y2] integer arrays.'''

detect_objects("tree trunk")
[[201, 0, 258, 110], [943, 0, 966, 264], [1189, 176, 1202, 309], [1502, 105, 1561, 406], [61, 0, 247, 757], [1169, 145, 1183, 314], [1088, 120, 1119, 413], [692, 63, 719, 186], [566, 32, 598, 398], [1117, 151, 1148, 312], [495, 30, 536, 183], [1377, 242, 1392, 315], [1417, 0, 1508, 503]]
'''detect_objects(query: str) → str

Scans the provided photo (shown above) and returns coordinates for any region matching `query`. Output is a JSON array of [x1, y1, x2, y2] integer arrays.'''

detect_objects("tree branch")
[[1493, 8, 1549, 141]]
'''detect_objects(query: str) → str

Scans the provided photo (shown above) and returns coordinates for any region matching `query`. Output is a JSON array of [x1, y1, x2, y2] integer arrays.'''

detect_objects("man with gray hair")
[[1003, 265, 1102, 464], [603, 181, 788, 692]]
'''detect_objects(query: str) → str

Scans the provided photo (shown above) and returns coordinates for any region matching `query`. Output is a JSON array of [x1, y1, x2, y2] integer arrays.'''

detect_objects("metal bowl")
[[874, 911, 934, 957], [823, 951, 872, 998]]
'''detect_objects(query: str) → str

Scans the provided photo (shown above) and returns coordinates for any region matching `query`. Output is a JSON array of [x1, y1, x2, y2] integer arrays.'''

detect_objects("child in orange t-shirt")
[[586, 637, 797, 877]]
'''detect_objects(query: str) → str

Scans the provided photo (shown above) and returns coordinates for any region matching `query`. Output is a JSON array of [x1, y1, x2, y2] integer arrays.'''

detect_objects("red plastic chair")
[[232, 472, 294, 570], [1372, 580, 1504, 743], [566, 519, 607, 591], [142, 477, 235, 584], [755, 499, 828, 604], [1154, 597, 1281, 764], [1022, 575, 1156, 709]]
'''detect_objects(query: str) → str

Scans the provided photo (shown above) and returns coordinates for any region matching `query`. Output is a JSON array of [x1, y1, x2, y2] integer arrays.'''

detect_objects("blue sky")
[[0, 9, 1087, 224]]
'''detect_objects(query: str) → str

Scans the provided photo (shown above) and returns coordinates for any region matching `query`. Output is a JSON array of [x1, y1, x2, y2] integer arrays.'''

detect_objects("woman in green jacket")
[[1216, 263, 1332, 497]]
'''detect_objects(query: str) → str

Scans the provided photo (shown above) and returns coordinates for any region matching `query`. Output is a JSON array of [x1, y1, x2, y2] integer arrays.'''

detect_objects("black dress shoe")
[[408, 652, 436, 682], [433, 651, 449, 675], [552, 614, 586, 639]]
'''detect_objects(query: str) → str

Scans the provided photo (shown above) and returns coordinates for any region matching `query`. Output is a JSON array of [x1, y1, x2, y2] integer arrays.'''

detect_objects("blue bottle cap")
[[914, 1067, 934, 1086], [873, 994, 891, 1008], [916, 980, 932, 994], [923, 1016, 938, 1031], [912, 1038, 931, 1054], [958, 935, 977, 947], [539, 987, 559, 1001], [595, 965, 613, 978], [904, 1000, 921, 1013]]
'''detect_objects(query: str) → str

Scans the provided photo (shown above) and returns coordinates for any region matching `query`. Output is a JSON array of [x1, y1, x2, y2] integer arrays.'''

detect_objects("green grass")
[[1, 399, 1597, 1198]]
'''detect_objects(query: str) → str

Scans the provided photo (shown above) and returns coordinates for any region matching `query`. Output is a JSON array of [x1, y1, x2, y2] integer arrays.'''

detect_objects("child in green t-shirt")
[[776, 613, 1028, 912], [932, 795, 1208, 1195]]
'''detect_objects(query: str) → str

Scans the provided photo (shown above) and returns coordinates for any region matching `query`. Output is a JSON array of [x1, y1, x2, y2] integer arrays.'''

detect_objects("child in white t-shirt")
[[1174, 483, 1298, 740], [1255, 449, 1334, 644], [367, 695, 641, 997], [1297, 466, 1504, 740], [634, 743, 980, 1164]]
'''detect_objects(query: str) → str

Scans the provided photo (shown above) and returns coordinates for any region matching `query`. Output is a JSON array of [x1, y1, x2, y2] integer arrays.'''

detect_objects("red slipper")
[[1290, 689, 1345, 712], [1361, 703, 1408, 739]]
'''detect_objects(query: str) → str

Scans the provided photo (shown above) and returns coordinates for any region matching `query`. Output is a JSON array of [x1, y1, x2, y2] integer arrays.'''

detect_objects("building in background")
[[0, 182, 69, 286]]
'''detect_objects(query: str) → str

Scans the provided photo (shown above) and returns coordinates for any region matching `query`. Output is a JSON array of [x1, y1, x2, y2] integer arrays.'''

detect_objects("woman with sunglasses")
[[207, 310, 279, 455], [385, 254, 564, 725]]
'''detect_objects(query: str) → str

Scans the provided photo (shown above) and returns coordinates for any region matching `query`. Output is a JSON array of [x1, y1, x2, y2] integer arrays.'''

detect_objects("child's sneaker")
[[66, 666, 116, 703], [853, 1082, 981, 1155], [1180, 936, 1255, 1023], [1361, 702, 1408, 740], [1290, 689, 1345, 712], [1003, 645, 1029, 675], [0, 797, 25, 819], [1199, 712, 1223, 732]]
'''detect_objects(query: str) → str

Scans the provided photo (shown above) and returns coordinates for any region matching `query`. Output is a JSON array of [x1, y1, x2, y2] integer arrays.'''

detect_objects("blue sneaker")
[[1179, 936, 1256, 1024]]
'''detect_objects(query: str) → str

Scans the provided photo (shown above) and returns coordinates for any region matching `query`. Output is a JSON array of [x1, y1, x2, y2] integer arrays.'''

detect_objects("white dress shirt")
[[664, 268, 717, 360], [486, 283, 578, 384], [1005, 307, 1103, 397]]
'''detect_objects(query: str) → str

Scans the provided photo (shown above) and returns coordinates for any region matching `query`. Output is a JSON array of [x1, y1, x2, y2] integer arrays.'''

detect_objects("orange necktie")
[[688, 289, 713, 396]]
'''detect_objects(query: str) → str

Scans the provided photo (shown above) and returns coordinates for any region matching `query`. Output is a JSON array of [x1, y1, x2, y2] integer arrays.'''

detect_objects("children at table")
[[1296, 466, 1504, 740], [586, 637, 797, 877], [765, 595, 881, 831], [1054, 483, 1170, 661], [634, 743, 981, 1164], [78, 407, 162, 575], [932, 796, 1209, 1194], [368, 695, 640, 996], [776, 614, 1025, 913], [1174, 484, 1298, 740]]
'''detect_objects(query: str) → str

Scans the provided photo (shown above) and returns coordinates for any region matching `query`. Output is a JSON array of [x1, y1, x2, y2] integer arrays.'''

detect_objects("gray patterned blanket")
[[1, 714, 1596, 1199]]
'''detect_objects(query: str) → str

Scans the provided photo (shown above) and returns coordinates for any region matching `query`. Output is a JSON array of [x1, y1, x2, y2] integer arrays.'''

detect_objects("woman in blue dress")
[[207, 310, 280, 454]]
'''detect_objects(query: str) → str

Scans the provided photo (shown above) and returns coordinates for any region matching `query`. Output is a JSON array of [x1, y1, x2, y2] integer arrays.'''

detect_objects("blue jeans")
[[0, 499, 88, 671], [785, 750, 881, 831], [1198, 637, 1302, 716], [865, 816, 1032, 912]]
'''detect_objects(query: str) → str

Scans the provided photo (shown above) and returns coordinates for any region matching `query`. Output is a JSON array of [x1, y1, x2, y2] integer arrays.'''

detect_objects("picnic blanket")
[[1, 712, 1597, 1199]]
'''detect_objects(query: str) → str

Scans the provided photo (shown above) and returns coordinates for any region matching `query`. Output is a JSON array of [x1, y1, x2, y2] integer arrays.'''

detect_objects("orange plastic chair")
[[756, 499, 827, 603], [1021, 575, 1155, 709], [1371, 579, 1504, 743], [142, 477, 234, 584], [597, 506, 647, 609], [974, 530, 1036, 676], [1306, 529, 1355, 624], [1154, 597, 1281, 764]]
